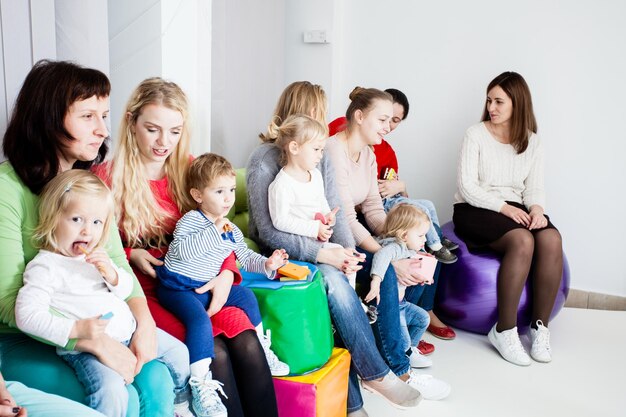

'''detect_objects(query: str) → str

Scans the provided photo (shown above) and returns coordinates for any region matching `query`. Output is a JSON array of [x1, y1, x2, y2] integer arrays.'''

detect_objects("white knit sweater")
[[455, 122, 546, 213]]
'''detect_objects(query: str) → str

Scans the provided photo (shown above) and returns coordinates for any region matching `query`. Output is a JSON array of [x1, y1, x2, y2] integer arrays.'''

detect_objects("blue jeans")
[[158, 284, 261, 363], [62, 329, 190, 417], [7, 380, 105, 417], [383, 195, 443, 247], [317, 263, 389, 413], [355, 249, 411, 378], [399, 301, 430, 351]]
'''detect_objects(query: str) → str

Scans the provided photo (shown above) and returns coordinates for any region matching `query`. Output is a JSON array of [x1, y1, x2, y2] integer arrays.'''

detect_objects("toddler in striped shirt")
[[156, 153, 290, 415]]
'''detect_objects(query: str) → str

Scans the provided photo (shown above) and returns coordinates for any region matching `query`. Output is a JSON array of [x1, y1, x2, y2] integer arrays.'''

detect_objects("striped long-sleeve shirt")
[[164, 210, 271, 284]]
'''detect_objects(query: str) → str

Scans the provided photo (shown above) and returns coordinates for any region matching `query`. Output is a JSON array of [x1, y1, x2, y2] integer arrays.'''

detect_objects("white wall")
[[108, 0, 211, 155], [215, 0, 626, 296], [0, 0, 57, 159], [335, 0, 626, 296], [211, 0, 285, 169]]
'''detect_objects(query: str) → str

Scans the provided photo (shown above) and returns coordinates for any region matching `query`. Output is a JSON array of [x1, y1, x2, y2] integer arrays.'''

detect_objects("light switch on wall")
[[303, 30, 330, 44]]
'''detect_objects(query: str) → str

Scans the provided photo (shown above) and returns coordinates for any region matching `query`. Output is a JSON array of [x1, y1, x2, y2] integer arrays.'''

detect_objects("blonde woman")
[[247, 81, 422, 417], [94, 78, 278, 417]]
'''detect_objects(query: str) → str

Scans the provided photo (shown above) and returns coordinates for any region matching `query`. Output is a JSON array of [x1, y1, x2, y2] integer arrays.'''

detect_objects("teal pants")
[[0, 334, 174, 417], [6, 381, 104, 417]]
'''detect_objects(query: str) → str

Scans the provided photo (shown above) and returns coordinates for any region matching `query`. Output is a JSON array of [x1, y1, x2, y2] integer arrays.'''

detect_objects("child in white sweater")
[[15, 170, 207, 417], [267, 114, 374, 322]]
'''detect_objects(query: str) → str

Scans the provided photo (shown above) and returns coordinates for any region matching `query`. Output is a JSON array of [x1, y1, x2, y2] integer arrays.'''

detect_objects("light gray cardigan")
[[246, 142, 355, 262]]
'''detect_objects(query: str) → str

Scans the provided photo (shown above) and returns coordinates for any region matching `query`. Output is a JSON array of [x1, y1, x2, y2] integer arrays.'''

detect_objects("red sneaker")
[[417, 340, 435, 355], [428, 324, 456, 340]]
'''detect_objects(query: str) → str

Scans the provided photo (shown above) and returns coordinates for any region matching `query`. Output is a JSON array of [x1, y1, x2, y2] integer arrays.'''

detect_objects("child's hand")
[[214, 217, 231, 232], [364, 275, 382, 304], [71, 316, 110, 340], [317, 223, 333, 242], [265, 249, 288, 271], [325, 207, 340, 227], [84, 248, 118, 285]]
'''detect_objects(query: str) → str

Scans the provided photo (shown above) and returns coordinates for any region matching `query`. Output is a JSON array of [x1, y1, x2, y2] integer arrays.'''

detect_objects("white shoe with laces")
[[530, 320, 552, 362], [409, 346, 433, 368], [488, 324, 531, 366], [190, 372, 228, 417], [405, 369, 451, 400], [174, 400, 194, 417], [260, 330, 290, 376]]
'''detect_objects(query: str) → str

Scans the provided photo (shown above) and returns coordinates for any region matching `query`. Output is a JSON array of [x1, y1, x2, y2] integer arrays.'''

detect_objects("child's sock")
[[190, 358, 212, 379], [428, 242, 443, 251]]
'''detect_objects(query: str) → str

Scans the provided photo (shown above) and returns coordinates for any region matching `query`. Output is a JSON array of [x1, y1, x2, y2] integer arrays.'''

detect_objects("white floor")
[[361, 308, 626, 417]]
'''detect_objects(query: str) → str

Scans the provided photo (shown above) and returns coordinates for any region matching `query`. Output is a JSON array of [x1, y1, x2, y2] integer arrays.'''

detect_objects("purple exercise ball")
[[435, 222, 570, 335]]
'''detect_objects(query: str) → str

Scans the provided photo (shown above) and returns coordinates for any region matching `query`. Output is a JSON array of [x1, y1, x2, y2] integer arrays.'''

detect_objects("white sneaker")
[[174, 400, 194, 417], [530, 320, 552, 363], [190, 373, 228, 417], [406, 369, 451, 400], [260, 330, 290, 376], [409, 346, 433, 368], [361, 371, 421, 409], [488, 324, 531, 366]]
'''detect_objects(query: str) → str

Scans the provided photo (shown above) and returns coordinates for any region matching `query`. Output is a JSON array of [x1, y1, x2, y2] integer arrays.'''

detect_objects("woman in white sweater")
[[454, 72, 563, 366]]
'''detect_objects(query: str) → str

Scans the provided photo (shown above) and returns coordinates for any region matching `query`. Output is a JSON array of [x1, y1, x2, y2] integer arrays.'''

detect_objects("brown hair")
[[187, 153, 236, 194], [481, 72, 537, 154], [380, 204, 430, 243], [260, 81, 327, 143], [345, 87, 392, 129], [2, 60, 111, 194]]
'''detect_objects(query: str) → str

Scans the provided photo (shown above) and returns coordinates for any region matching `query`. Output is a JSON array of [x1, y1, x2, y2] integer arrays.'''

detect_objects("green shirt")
[[0, 162, 144, 346]]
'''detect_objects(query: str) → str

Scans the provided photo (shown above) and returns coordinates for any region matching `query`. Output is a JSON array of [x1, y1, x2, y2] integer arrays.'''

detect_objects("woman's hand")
[[364, 275, 382, 304], [75, 334, 138, 384], [392, 258, 429, 287], [129, 249, 163, 279], [316, 247, 364, 274], [528, 205, 548, 230], [0, 377, 27, 417], [127, 298, 158, 376], [500, 203, 531, 227], [96, 337, 138, 384], [377, 179, 406, 199], [196, 270, 234, 317]]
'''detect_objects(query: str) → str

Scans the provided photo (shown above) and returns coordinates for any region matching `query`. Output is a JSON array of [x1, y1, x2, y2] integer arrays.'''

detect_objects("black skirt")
[[452, 201, 558, 251]]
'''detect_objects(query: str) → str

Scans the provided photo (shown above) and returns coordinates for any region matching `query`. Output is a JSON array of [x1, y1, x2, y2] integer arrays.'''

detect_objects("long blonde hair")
[[108, 78, 192, 249], [260, 81, 327, 143], [34, 170, 114, 252]]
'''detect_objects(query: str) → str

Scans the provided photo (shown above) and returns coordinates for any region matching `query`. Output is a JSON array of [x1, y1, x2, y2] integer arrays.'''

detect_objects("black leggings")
[[211, 330, 278, 417]]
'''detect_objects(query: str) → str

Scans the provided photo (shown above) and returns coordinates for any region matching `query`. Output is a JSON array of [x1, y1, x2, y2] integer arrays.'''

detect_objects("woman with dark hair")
[[0, 60, 175, 416], [454, 71, 563, 366]]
